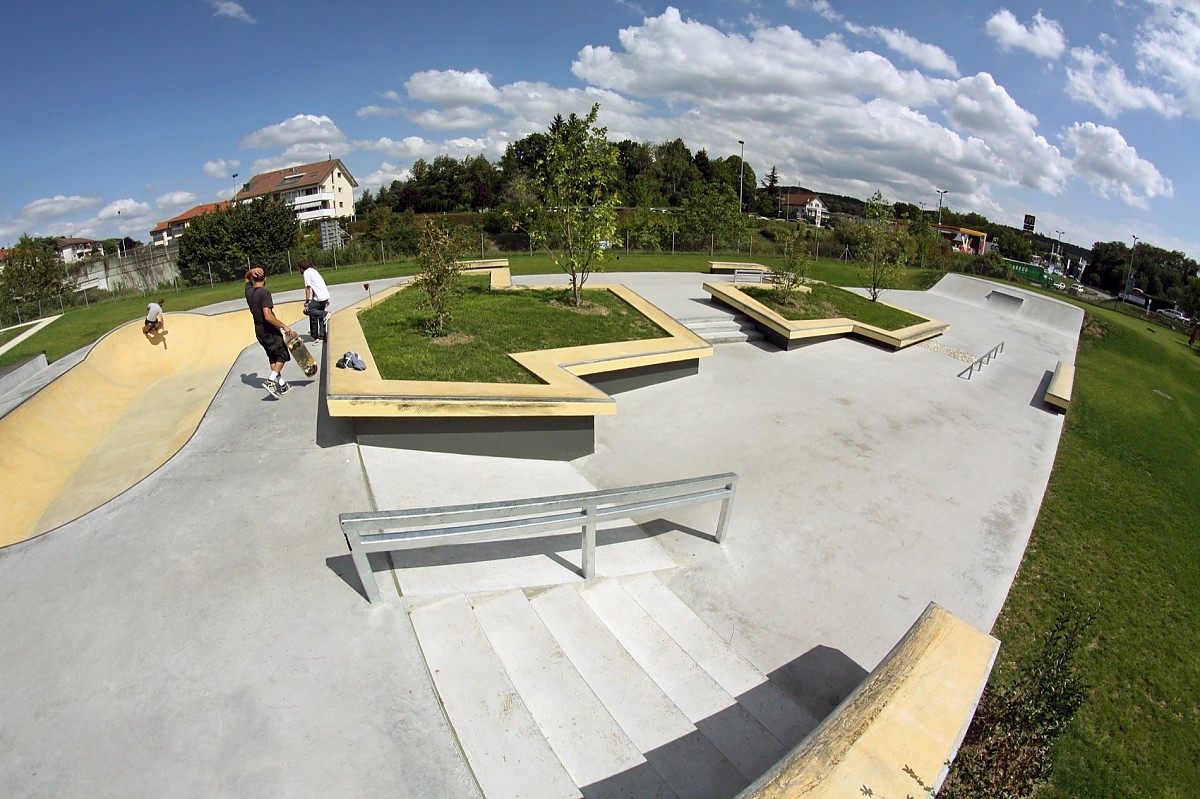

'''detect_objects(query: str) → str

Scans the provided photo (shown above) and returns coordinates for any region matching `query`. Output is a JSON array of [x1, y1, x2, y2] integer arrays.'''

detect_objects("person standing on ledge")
[[244, 267, 295, 398], [300, 261, 330, 342]]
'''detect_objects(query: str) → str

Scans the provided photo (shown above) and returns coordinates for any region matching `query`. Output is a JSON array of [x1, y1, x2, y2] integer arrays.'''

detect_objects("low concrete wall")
[[0, 354, 48, 400], [739, 603, 998, 798]]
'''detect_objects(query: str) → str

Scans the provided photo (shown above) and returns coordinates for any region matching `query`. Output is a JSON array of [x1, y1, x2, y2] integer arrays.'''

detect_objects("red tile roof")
[[234, 158, 357, 203], [151, 201, 231, 236]]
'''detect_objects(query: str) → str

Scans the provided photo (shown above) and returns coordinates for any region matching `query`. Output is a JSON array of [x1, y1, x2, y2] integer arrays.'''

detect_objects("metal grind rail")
[[958, 342, 1004, 379], [340, 472, 739, 603]]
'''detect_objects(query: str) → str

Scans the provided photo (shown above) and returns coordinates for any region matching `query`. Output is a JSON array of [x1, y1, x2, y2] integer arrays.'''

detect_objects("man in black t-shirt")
[[244, 267, 296, 398]]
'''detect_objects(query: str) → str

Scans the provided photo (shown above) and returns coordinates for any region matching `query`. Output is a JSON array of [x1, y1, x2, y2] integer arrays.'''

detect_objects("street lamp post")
[[117, 210, 125, 258], [737, 140, 745, 213], [1123, 235, 1139, 299], [935, 189, 947, 227], [1054, 230, 1064, 270]]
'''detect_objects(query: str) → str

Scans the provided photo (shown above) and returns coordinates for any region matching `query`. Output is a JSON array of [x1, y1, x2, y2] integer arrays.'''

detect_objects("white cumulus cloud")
[[209, 1, 254, 24], [985, 10, 1067, 59], [241, 115, 346, 150], [1063, 122, 1173, 208]]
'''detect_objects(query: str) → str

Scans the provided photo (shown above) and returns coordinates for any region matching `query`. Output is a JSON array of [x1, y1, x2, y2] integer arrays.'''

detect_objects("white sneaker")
[[262, 379, 281, 398]]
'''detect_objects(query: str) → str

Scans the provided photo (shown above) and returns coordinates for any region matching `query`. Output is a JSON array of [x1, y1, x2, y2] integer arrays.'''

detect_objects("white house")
[[779, 193, 828, 227], [234, 158, 358, 224]]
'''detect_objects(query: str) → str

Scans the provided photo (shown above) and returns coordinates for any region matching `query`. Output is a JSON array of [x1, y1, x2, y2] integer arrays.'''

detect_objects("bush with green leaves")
[[771, 229, 811, 300], [940, 598, 1095, 798], [412, 220, 470, 336]]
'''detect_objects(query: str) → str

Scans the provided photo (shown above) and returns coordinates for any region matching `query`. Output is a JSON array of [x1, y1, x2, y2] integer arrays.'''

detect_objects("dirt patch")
[[549, 298, 611, 316], [1081, 313, 1107, 341], [432, 332, 475, 346]]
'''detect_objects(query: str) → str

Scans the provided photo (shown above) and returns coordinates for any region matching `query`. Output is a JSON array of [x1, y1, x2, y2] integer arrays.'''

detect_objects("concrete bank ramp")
[[928, 272, 1084, 336], [0, 304, 302, 547]]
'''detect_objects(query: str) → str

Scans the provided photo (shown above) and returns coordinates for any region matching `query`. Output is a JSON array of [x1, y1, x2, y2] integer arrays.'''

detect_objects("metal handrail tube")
[[958, 341, 1004, 380], [341, 472, 738, 603]]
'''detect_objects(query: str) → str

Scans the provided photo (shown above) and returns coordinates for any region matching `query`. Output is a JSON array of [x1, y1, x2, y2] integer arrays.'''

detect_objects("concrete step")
[[407, 594, 581, 799], [579, 578, 787, 781], [409, 576, 810, 799], [470, 589, 677, 799], [531, 583, 747, 799], [677, 316, 763, 345], [619, 572, 819, 747]]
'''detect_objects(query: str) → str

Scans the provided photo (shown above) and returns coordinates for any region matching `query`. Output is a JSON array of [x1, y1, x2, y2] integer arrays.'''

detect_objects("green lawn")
[[359, 274, 665, 382], [989, 308, 1200, 796], [741, 283, 927, 330]]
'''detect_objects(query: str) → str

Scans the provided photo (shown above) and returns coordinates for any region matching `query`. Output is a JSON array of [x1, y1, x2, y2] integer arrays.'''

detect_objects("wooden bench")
[[708, 261, 775, 283], [1044, 360, 1075, 411], [734, 268, 777, 284]]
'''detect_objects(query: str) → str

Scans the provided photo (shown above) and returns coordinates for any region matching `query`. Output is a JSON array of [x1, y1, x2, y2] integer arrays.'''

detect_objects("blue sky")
[[4, 1, 1198, 260]]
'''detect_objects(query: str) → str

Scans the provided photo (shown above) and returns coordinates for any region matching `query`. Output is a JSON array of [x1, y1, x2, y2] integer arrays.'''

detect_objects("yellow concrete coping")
[[326, 267, 712, 418], [1044, 360, 1075, 410], [703, 281, 948, 349], [0, 302, 306, 547], [740, 602, 999, 798], [708, 261, 774, 274]]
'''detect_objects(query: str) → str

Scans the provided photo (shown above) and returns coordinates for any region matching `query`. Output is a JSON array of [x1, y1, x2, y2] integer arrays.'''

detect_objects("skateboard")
[[283, 328, 318, 377]]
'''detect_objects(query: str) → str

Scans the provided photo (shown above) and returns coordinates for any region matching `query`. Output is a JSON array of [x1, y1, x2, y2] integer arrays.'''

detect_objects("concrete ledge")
[[1044, 360, 1075, 411], [326, 268, 712, 419], [709, 261, 773, 275], [739, 602, 999, 798], [0, 353, 48, 400], [703, 281, 948, 351]]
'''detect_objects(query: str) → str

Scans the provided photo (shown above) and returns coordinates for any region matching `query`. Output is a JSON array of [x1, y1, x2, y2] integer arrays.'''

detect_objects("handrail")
[[340, 472, 739, 603], [958, 341, 1004, 379]]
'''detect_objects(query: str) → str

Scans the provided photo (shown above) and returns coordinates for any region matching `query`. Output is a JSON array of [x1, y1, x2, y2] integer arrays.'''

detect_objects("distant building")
[[149, 201, 231, 247], [933, 224, 987, 255], [55, 238, 103, 263], [234, 158, 358, 224], [778, 193, 828, 226]]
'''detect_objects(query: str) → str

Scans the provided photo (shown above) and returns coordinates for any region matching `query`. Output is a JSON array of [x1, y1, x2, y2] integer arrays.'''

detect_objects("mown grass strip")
[[988, 309, 1200, 796]]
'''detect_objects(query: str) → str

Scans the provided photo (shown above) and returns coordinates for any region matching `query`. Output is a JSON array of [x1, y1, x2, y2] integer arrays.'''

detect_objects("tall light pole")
[[737, 140, 745, 214], [117, 209, 125, 258], [935, 189, 947, 227], [1123, 235, 1138, 298], [1054, 229, 1064, 269]]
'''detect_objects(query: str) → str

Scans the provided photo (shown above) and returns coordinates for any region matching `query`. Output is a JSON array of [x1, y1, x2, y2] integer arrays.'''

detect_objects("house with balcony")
[[779, 193, 828, 227], [234, 158, 358, 224], [55, 238, 104, 263], [149, 201, 231, 247]]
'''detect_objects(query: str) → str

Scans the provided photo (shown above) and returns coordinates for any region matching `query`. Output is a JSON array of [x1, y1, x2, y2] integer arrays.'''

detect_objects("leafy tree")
[[412, 220, 470, 336], [1179, 277, 1200, 321], [860, 190, 905, 301], [678, 181, 742, 249], [177, 196, 298, 284], [653, 138, 700, 205], [0, 234, 73, 306], [511, 103, 620, 306], [997, 230, 1034, 263]]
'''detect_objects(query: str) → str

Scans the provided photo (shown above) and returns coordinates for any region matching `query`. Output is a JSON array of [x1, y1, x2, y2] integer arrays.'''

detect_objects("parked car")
[[1156, 308, 1190, 323], [1053, 281, 1067, 290], [1070, 284, 1084, 295]]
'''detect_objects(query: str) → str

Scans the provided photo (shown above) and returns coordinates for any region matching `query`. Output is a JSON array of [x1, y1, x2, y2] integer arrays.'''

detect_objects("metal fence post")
[[582, 504, 597, 579]]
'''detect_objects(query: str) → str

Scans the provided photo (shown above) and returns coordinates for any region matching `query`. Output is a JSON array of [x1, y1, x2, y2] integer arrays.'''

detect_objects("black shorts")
[[258, 331, 290, 364]]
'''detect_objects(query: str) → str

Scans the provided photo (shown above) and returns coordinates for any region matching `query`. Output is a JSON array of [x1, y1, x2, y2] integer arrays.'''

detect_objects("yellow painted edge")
[[702, 282, 948, 349], [745, 603, 999, 799]]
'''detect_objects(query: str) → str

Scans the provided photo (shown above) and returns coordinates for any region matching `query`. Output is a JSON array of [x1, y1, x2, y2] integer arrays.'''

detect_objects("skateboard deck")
[[284, 328, 318, 377]]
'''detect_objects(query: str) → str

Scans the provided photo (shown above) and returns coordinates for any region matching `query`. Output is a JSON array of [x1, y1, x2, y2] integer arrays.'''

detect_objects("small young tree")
[[771, 228, 811, 300], [511, 103, 620, 307], [412, 219, 469, 336], [861, 190, 905, 301]]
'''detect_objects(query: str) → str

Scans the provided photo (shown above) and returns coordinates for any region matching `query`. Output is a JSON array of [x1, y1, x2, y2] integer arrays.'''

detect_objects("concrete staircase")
[[408, 572, 817, 799], [678, 315, 763, 345]]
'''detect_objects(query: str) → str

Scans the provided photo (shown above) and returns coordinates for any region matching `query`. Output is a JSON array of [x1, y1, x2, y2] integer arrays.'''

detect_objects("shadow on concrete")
[[578, 648, 861, 798], [1031, 369, 1056, 411], [770, 645, 868, 722], [315, 356, 356, 448]]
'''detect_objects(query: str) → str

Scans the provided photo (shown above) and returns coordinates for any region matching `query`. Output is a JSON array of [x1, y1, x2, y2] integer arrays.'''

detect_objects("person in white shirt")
[[143, 298, 165, 335], [300, 261, 330, 342]]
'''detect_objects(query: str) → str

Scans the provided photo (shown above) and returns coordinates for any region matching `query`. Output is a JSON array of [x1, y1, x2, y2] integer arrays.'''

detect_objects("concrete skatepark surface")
[[0, 272, 1082, 796]]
